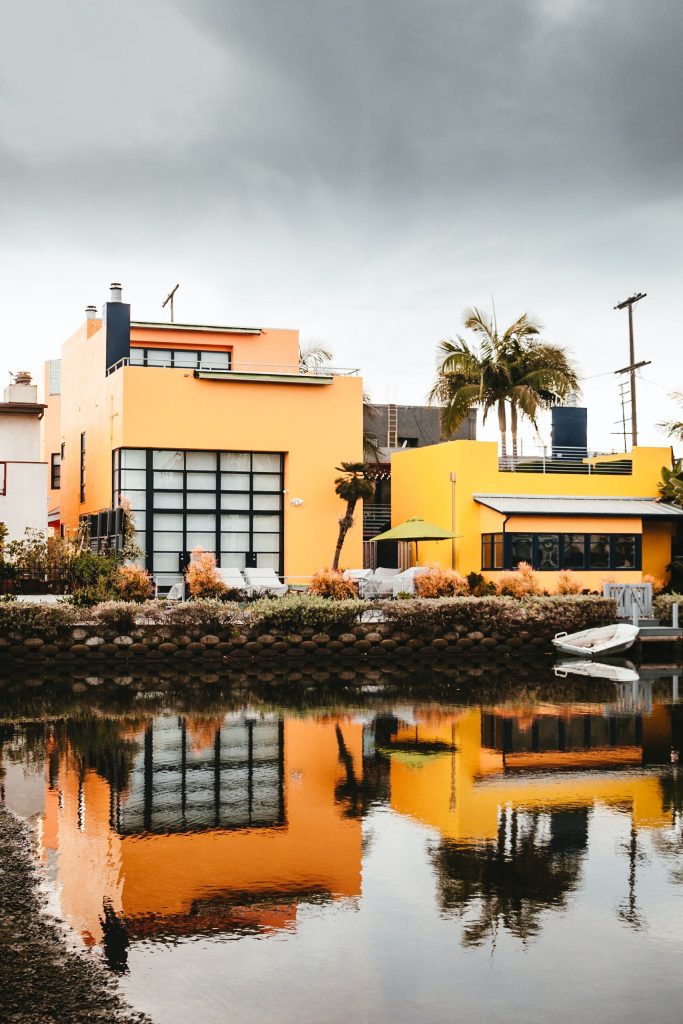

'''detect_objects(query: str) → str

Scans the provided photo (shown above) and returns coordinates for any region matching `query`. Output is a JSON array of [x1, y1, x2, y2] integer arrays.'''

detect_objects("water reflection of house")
[[40, 716, 363, 957], [381, 704, 676, 844]]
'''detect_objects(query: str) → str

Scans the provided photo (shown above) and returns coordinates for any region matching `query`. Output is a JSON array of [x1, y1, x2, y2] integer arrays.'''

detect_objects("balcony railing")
[[106, 357, 360, 378], [499, 445, 633, 475], [363, 503, 392, 540]]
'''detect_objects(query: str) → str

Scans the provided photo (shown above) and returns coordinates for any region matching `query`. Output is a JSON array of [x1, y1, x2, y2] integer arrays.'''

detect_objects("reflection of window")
[[614, 535, 636, 568], [589, 535, 610, 569], [481, 533, 503, 570], [50, 453, 61, 489], [537, 534, 559, 570], [563, 534, 585, 569], [510, 534, 533, 567]]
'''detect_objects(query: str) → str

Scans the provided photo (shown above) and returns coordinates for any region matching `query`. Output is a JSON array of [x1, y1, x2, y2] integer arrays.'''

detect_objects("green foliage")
[[659, 459, 683, 508], [466, 572, 497, 596], [91, 601, 141, 634], [332, 462, 375, 570], [429, 307, 579, 453], [653, 593, 683, 625], [159, 599, 241, 634], [246, 594, 365, 635], [378, 595, 616, 639], [0, 601, 77, 640]]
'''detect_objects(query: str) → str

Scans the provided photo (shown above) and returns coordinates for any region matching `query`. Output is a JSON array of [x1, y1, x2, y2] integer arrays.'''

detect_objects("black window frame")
[[500, 531, 642, 572], [50, 452, 61, 490], [481, 533, 503, 570], [112, 447, 284, 577], [129, 348, 232, 370]]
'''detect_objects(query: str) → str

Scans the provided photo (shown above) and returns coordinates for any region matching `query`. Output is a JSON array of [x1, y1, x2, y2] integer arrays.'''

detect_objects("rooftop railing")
[[106, 357, 360, 377], [499, 444, 633, 475]]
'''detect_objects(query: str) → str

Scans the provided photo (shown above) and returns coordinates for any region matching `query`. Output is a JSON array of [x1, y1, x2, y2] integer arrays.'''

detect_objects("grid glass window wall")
[[482, 532, 641, 572], [129, 348, 232, 370], [112, 448, 284, 576]]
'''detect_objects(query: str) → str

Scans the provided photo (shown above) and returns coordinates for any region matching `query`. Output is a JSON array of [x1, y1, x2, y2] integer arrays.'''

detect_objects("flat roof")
[[131, 321, 262, 335], [473, 494, 683, 518]]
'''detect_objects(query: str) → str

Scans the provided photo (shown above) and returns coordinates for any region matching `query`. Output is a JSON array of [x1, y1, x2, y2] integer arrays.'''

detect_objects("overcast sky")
[[1, 0, 681, 450]]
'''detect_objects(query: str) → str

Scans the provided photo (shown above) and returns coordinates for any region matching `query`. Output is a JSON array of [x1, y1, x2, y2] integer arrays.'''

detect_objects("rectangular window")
[[563, 534, 585, 569], [589, 535, 610, 569], [536, 534, 560, 571], [50, 453, 61, 489], [481, 533, 503, 570], [79, 432, 86, 502], [510, 534, 533, 568], [613, 535, 637, 569]]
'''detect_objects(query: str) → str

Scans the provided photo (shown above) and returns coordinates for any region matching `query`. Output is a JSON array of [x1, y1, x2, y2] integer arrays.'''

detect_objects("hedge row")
[[0, 594, 617, 644], [653, 593, 683, 625]]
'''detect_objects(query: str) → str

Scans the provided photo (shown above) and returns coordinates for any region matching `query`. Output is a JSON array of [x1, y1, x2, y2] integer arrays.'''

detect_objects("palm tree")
[[429, 308, 579, 457], [332, 462, 374, 570], [660, 393, 683, 443]]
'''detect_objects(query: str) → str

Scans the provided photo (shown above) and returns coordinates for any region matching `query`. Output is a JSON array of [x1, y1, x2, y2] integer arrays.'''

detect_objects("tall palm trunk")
[[332, 497, 358, 570], [510, 403, 519, 459], [497, 400, 508, 457]]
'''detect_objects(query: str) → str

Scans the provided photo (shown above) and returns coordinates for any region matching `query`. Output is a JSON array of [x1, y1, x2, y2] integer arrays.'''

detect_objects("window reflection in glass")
[[537, 534, 559, 570], [510, 534, 533, 567], [589, 535, 610, 569], [614, 535, 636, 568], [563, 535, 585, 569]]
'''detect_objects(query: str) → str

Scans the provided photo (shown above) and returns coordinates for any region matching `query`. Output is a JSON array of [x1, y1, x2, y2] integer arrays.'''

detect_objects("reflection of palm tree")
[[432, 809, 587, 947]]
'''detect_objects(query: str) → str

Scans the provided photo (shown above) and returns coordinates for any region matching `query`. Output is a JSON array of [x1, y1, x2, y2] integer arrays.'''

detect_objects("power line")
[[614, 292, 647, 447]]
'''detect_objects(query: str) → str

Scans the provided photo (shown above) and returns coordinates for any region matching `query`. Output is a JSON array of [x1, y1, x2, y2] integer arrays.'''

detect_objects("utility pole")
[[162, 283, 180, 323], [613, 292, 646, 448]]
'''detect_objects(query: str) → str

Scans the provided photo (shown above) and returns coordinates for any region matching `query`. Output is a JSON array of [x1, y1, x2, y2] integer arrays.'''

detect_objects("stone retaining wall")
[[0, 620, 552, 664]]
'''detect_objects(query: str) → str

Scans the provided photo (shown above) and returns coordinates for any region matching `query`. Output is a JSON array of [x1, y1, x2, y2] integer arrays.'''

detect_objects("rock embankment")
[[0, 810, 151, 1024]]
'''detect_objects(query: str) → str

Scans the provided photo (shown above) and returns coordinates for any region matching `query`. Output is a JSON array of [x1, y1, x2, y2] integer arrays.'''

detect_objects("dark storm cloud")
[[2, 0, 683, 240]]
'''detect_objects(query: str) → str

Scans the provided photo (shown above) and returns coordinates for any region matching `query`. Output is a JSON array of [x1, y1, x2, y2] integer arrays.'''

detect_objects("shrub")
[[65, 550, 119, 600], [414, 566, 469, 599], [91, 601, 141, 634], [378, 595, 616, 640], [466, 571, 497, 597], [309, 570, 358, 600], [246, 594, 365, 635], [185, 548, 227, 599], [160, 599, 240, 635], [0, 601, 77, 640], [112, 564, 154, 602], [496, 561, 542, 597], [642, 573, 666, 597], [654, 593, 683, 625], [557, 570, 582, 595]]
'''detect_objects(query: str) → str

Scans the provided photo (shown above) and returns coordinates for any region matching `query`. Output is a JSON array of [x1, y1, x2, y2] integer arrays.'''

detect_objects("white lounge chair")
[[216, 567, 251, 596], [154, 574, 185, 600], [391, 566, 429, 597], [244, 567, 288, 596], [372, 567, 402, 597], [342, 568, 374, 597]]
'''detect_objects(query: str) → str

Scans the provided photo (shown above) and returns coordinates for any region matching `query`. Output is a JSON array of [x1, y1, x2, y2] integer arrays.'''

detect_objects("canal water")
[[2, 663, 683, 1024]]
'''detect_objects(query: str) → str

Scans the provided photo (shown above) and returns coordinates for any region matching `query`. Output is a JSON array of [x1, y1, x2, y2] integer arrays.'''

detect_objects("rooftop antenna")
[[162, 283, 180, 323], [613, 292, 647, 447]]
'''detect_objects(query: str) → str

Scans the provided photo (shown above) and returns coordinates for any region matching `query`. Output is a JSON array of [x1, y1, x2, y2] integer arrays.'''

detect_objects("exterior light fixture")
[[290, 498, 304, 506]]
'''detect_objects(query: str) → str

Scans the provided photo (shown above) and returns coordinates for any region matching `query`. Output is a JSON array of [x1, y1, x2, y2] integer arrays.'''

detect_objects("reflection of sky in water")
[[2, 691, 683, 1024], [122, 806, 683, 1024]]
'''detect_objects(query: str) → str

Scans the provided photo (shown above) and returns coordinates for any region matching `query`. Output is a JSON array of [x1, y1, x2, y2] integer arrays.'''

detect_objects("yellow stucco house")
[[390, 437, 683, 590], [42, 283, 364, 585]]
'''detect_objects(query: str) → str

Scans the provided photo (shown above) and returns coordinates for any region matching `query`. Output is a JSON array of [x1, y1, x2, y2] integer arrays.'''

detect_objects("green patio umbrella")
[[368, 516, 461, 562]]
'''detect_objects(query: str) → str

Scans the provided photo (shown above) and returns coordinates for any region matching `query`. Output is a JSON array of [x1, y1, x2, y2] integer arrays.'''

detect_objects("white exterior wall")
[[0, 409, 48, 541]]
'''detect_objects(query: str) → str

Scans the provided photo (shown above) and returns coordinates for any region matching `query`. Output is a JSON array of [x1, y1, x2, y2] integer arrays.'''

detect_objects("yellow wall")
[[51, 316, 363, 576], [390, 439, 675, 588], [389, 709, 670, 843]]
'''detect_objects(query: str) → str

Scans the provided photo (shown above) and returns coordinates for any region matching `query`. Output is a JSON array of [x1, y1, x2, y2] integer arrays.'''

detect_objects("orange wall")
[[53, 317, 363, 574], [130, 325, 300, 369], [39, 716, 363, 944]]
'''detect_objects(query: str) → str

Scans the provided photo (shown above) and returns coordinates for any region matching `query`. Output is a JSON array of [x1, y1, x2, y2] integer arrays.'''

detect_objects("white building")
[[0, 373, 48, 541]]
